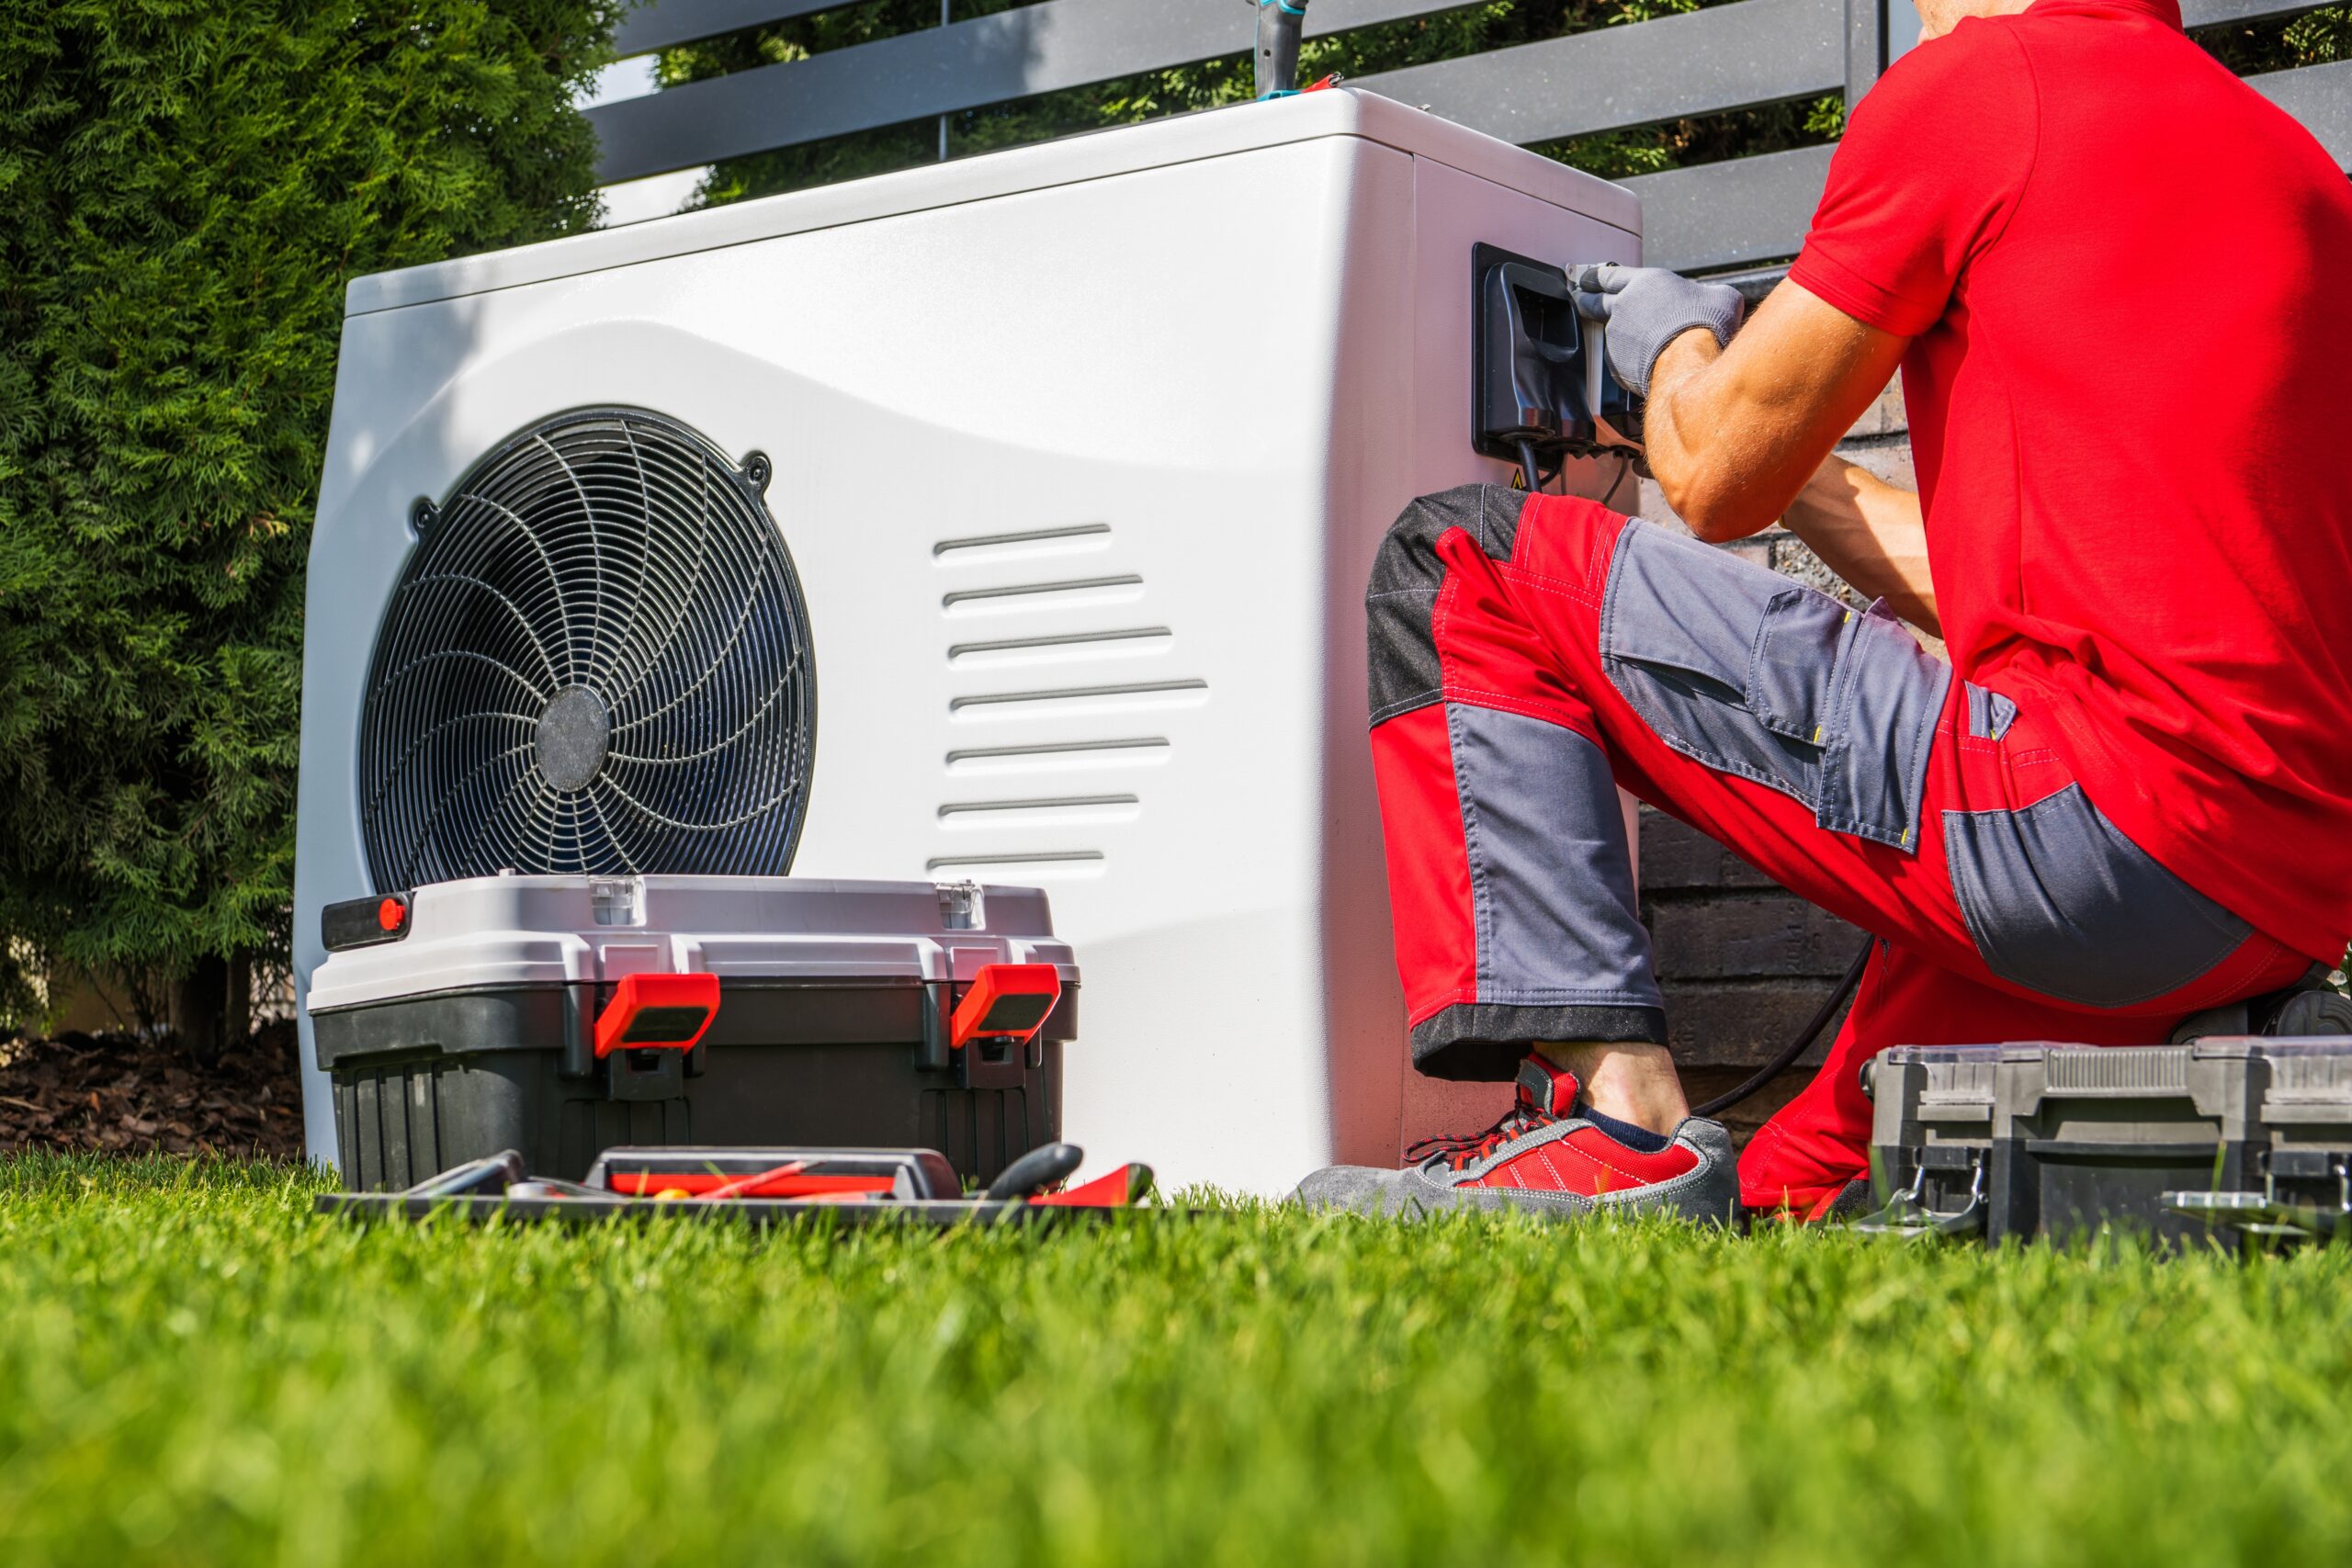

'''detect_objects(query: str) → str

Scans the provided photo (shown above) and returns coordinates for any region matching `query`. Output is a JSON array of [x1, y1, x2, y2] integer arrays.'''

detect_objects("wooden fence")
[[588, 0, 2351, 272]]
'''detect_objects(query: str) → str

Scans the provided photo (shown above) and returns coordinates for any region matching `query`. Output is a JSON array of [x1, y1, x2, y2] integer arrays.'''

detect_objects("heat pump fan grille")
[[359, 408, 816, 888]]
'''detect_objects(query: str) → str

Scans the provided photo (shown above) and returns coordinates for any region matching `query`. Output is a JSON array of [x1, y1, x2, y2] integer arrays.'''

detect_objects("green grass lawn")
[[5, 1155, 2351, 1566]]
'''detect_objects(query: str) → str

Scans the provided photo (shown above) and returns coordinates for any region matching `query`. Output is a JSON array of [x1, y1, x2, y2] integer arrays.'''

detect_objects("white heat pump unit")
[[296, 90, 1640, 1193]]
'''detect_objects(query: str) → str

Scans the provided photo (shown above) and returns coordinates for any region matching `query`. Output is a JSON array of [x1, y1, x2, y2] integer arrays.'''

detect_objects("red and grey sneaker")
[[1292, 1055, 1738, 1224]]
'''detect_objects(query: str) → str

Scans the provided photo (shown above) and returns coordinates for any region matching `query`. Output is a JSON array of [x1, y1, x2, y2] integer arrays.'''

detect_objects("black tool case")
[[1864, 1038, 2352, 1245], [307, 875, 1077, 1188]]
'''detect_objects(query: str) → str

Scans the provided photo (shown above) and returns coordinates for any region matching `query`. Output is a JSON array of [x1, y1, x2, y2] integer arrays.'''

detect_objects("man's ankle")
[[1534, 1041, 1691, 1138]]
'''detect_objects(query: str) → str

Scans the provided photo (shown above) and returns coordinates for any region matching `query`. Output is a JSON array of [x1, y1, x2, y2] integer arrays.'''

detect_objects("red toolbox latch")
[[949, 964, 1061, 1051], [594, 972, 720, 1058]]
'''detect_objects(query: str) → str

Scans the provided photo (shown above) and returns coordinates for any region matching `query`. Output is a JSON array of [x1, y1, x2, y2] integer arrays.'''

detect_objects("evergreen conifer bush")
[[0, 1, 621, 1034]]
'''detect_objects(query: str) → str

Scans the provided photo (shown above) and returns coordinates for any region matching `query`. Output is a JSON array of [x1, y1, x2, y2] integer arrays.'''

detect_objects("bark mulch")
[[0, 1021, 305, 1159]]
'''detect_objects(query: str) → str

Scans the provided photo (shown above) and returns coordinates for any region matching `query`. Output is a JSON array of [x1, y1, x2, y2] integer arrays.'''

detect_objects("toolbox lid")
[[307, 874, 1075, 1015], [2253, 1037, 2352, 1119]]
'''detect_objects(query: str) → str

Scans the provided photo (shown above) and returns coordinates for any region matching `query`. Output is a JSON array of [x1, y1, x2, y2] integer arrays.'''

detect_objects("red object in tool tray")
[[307, 875, 1078, 1189]]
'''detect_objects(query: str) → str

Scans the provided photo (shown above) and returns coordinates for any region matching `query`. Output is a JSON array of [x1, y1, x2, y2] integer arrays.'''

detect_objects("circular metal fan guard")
[[359, 408, 817, 889]]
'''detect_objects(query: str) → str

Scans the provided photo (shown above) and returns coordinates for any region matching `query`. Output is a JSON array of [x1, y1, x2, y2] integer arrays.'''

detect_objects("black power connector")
[[1471, 243, 1646, 491], [1472, 243, 1588, 468]]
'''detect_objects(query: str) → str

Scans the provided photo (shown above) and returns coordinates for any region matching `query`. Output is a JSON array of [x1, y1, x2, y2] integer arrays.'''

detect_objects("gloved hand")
[[1568, 264, 1746, 398]]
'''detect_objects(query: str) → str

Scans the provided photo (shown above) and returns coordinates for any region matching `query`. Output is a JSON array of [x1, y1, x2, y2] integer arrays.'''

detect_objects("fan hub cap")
[[536, 686, 610, 793]]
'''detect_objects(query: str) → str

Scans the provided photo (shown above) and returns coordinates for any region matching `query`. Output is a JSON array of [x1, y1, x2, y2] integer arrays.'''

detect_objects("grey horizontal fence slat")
[[2181, 0, 2339, 26], [1623, 143, 1833, 275], [1850, 0, 2323, 138], [616, 0, 855, 57], [593, 0, 1478, 181], [596, 0, 2349, 278], [609, 0, 2338, 69], [1631, 57, 2350, 278], [615, 0, 1473, 56], [1354, 0, 1841, 147], [1843, 0, 1883, 105], [2250, 59, 2352, 164]]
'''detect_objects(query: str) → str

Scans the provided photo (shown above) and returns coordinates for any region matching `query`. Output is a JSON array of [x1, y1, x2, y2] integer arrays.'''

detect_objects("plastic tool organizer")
[[306, 874, 1078, 1189], [1861, 1038, 2352, 1247]]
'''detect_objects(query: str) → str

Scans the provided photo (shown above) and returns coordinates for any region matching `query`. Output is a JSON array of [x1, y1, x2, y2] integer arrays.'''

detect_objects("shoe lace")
[[1404, 1097, 1562, 1172]]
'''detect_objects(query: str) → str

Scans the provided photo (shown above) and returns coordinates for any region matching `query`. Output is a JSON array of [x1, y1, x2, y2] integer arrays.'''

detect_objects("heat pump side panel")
[[1385, 158, 1644, 1157]]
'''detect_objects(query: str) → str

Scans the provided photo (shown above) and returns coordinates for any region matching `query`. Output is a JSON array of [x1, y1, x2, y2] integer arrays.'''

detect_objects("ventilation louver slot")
[[359, 408, 817, 888], [933, 520, 1204, 878]]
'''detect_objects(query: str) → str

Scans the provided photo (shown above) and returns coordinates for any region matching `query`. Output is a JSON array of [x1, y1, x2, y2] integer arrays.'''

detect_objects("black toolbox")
[[1864, 1038, 2352, 1245], [307, 874, 1078, 1188]]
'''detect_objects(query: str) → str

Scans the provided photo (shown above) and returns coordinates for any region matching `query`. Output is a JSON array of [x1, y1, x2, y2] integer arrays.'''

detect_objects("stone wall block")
[[1647, 894, 1866, 982], [1639, 807, 1780, 892], [1664, 981, 1861, 1067]]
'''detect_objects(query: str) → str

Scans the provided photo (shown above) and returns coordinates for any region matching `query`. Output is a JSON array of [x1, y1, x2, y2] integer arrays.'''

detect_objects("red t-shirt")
[[1788, 0, 2352, 963]]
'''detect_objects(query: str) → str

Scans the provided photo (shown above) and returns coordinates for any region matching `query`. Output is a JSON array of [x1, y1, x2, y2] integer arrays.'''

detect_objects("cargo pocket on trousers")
[[1816, 602, 1951, 851], [1601, 521, 1836, 809], [1600, 519, 1946, 852], [1748, 587, 1849, 744], [1944, 784, 2252, 1009]]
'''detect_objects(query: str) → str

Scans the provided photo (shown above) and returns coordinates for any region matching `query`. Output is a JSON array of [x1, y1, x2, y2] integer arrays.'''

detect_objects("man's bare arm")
[[1784, 457, 1940, 636], [1641, 279, 1905, 537], [1633, 278, 1936, 630]]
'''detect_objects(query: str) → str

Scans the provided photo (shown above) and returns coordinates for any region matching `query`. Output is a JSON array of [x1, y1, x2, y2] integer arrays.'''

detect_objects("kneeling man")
[[1302, 0, 2352, 1220]]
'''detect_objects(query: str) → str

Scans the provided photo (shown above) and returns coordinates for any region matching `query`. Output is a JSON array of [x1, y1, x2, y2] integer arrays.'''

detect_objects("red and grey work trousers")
[[1367, 486, 2313, 1210]]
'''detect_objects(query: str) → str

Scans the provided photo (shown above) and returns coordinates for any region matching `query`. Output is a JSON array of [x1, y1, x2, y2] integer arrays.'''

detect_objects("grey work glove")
[[1568, 264, 1746, 398]]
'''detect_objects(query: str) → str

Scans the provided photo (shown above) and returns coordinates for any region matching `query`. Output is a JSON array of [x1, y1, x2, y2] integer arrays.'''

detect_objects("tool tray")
[[314, 1143, 1159, 1230], [307, 875, 1078, 1189], [315, 1193, 1137, 1230]]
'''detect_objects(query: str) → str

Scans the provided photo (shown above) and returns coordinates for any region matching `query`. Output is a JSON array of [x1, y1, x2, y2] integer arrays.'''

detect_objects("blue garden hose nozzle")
[[1256, 0, 1310, 99]]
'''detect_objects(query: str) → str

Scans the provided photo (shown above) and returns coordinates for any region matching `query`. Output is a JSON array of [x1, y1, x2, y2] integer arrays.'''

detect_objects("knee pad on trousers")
[[1367, 484, 1528, 725]]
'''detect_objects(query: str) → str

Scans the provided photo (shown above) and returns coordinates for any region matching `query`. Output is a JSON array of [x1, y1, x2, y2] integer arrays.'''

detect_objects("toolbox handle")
[[950, 964, 1061, 1051], [1852, 1157, 1986, 1240], [594, 972, 720, 1058], [984, 1141, 1085, 1201]]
